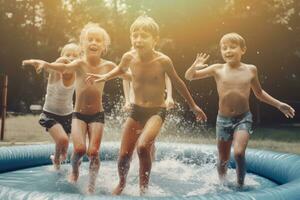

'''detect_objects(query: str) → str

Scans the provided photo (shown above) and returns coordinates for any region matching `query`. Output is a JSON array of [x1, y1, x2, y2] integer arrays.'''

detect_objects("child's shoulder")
[[99, 59, 117, 72], [122, 50, 136, 60], [101, 59, 116, 67], [242, 63, 257, 72], [154, 51, 172, 64], [211, 63, 225, 70]]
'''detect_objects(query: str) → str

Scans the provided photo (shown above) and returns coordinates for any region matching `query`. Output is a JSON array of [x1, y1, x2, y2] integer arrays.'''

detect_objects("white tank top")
[[43, 78, 75, 115]]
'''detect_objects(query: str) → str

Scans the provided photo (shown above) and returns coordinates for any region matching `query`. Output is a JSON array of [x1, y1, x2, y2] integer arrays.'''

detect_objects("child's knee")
[[234, 150, 245, 161], [118, 153, 131, 165], [87, 148, 99, 158], [58, 136, 69, 147], [136, 144, 150, 157], [74, 145, 86, 156]]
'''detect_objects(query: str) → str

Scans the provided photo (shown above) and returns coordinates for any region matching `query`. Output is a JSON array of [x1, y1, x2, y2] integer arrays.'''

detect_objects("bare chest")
[[130, 63, 165, 84], [216, 68, 253, 88]]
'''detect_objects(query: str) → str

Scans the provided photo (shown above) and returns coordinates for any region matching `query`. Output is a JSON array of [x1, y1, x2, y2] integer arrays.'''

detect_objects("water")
[[0, 157, 277, 197], [0, 99, 283, 198]]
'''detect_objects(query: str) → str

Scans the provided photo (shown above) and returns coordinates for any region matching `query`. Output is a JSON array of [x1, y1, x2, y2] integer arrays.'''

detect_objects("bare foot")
[[112, 183, 125, 195], [86, 184, 95, 195], [50, 155, 60, 170], [68, 171, 79, 184], [140, 186, 148, 196], [68, 159, 82, 184]]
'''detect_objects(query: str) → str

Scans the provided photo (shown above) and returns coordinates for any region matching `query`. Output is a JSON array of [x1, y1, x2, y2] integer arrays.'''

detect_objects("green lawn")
[[1, 115, 299, 154]]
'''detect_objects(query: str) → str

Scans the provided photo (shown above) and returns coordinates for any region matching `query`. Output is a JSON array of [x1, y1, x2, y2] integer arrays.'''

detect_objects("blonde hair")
[[60, 43, 80, 56], [130, 15, 159, 38], [79, 22, 111, 52], [220, 33, 246, 49]]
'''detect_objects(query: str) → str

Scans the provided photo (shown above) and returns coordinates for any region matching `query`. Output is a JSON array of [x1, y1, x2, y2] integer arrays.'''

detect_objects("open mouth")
[[225, 55, 234, 59], [89, 46, 98, 51]]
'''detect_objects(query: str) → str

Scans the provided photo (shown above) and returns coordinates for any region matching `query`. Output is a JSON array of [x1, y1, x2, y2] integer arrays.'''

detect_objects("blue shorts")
[[216, 111, 253, 141]]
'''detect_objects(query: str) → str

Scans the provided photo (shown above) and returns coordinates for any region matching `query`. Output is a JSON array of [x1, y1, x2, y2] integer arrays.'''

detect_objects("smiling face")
[[220, 40, 246, 65], [130, 28, 157, 54], [81, 28, 106, 57]]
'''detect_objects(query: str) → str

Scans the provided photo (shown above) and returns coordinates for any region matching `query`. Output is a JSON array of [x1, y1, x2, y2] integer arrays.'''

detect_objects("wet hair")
[[130, 15, 159, 38], [220, 33, 246, 49], [60, 43, 80, 56], [79, 22, 111, 52]]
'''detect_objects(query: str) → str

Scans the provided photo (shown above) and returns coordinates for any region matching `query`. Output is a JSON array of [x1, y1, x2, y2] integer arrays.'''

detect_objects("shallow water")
[[0, 157, 277, 197]]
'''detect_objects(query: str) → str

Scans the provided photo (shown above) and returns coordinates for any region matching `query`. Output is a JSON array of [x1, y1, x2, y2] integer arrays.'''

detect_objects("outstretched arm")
[[185, 53, 215, 80], [165, 74, 175, 110], [164, 57, 207, 121], [22, 58, 80, 73], [86, 53, 132, 83], [251, 66, 295, 118]]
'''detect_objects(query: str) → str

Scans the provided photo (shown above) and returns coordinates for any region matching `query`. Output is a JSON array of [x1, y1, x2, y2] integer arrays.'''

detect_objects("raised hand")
[[192, 53, 210, 69], [191, 105, 207, 122], [278, 102, 295, 118], [22, 59, 46, 73]]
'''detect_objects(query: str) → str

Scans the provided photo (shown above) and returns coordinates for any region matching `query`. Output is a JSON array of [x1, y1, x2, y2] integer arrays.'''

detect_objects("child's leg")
[[136, 115, 163, 195], [113, 118, 142, 195], [150, 143, 156, 162], [86, 122, 104, 194], [233, 130, 250, 187], [217, 140, 232, 182], [48, 124, 69, 170], [69, 119, 87, 183]]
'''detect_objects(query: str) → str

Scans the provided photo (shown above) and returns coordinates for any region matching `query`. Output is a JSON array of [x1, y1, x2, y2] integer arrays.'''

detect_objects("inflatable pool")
[[0, 142, 299, 199]]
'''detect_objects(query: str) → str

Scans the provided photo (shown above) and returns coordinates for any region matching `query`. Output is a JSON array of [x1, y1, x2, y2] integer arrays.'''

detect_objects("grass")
[[1, 115, 300, 154]]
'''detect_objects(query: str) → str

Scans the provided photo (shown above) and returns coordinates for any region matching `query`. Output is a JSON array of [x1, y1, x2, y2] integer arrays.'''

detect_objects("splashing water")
[[0, 153, 277, 197], [0, 97, 277, 198]]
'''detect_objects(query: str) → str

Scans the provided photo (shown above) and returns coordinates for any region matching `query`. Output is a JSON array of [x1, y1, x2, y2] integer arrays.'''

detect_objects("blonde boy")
[[185, 33, 295, 187], [23, 23, 130, 193], [86, 15, 207, 195]]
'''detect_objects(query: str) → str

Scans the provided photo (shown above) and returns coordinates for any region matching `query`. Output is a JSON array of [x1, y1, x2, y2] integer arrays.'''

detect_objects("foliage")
[[0, 0, 299, 122]]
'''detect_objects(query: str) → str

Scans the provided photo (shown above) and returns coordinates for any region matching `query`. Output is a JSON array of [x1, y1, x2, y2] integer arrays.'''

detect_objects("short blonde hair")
[[130, 15, 159, 38], [80, 22, 111, 52], [60, 43, 80, 56], [220, 33, 246, 49]]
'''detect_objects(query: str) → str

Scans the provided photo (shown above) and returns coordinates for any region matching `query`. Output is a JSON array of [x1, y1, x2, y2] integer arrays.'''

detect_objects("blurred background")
[[0, 0, 299, 125]]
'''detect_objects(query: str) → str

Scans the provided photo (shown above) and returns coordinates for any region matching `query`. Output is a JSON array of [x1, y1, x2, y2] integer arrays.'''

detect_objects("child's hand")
[[22, 59, 45, 74], [165, 98, 175, 110], [191, 105, 207, 122], [85, 73, 107, 85], [193, 53, 210, 69], [278, 103, 295, 118], [122, 102, 131, 112]]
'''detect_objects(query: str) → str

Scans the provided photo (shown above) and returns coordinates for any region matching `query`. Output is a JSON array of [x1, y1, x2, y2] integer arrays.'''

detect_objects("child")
[[86, 15, 207, 195], [23, 43, 80, 170], [185, 33, 295, 187], [123, 72, 175, 161], [23, 23, 130, 194]]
